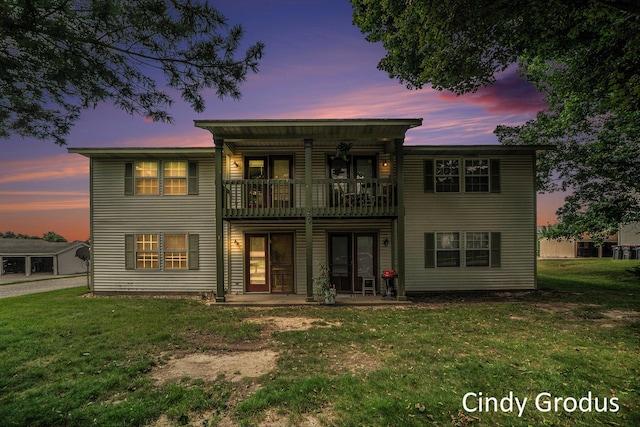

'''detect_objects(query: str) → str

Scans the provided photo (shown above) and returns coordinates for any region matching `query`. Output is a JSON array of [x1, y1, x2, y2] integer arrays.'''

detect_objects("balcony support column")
[[395, 138, 407, 301], [214, 137, 226, 302], [304, 139, 315, 302]]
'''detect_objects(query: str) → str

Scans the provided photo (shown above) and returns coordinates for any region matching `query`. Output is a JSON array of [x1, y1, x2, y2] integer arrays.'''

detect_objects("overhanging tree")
[[1, 0, 264, 145], [351, 0, 640, 242]]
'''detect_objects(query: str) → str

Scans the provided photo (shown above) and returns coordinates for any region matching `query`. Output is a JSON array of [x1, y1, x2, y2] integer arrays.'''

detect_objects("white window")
[[163, 161, 187, 195], [136, 234, 159, 269], [465, 232, 490, 267], [164, 234, 188, 269], [135, 162, 159, 195], [436, 232, 460, 267]]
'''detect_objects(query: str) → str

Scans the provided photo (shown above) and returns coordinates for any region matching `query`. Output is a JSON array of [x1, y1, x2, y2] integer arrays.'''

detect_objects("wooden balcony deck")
[[223, 178, 397, 219]]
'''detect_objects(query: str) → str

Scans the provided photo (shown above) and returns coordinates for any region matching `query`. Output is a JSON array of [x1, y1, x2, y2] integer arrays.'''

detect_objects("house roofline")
[[193, 118, 423, 142], [403, 144, 555, 156], [68, 147, 215, 159]]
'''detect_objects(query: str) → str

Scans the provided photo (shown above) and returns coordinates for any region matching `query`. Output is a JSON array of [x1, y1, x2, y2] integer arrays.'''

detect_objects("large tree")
[[1, 0, 264, 145], [351, 0, 640, 242]]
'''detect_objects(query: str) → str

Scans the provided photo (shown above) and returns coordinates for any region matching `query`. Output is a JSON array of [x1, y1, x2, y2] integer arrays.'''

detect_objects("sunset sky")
[[0, 0, 564, 242]]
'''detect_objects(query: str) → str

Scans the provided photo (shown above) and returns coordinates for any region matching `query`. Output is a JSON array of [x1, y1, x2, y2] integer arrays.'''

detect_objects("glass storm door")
[[329, 234, 352, 292], [329, 233, 377, 293], [270, 233, 295, 293], [246, 235, 268, 292], [355, 234, 375, 293], [246, 233, 295, 293]]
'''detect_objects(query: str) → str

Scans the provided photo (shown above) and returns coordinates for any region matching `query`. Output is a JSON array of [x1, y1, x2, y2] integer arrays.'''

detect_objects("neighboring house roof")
[[0, 239, 88, 256]]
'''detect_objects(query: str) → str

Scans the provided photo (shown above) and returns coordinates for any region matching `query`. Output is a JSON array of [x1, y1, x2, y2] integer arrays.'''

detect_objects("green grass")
[[0, 259, 638, 426]]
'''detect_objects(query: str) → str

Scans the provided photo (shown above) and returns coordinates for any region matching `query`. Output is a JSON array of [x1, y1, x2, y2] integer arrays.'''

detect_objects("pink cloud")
[[0, 155, 89, 184], [437, 73, 547, 115]]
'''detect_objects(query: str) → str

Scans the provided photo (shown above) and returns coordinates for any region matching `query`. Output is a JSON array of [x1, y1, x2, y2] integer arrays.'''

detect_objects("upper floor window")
[[125, 161, 198, 196], [164, 161, 187, 195], [135, 161, 159, 195], [424, 159, 500, 193], [435, 160, 460, 192], [464, 160, 489, 192]]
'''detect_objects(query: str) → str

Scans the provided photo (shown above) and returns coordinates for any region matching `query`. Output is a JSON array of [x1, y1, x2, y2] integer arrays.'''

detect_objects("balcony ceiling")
[[194, 119, 422, 144]]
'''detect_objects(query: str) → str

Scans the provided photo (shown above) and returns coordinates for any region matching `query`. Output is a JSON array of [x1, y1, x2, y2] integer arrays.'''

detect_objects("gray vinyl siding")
[[404, 154, 537, 291], [91, 158, 216, 293], [226, 219, 392, 294]]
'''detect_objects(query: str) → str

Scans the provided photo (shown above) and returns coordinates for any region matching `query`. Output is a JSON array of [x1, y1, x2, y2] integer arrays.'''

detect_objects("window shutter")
[[188, 234, 199, 270], [125, 234, 135, 270], [490, 159, 501, 193], [188, 161, 199, 195], [124, 163, 134, 195], [424, 159, 434, 193], [491, 232, 501, 268], [424, 232, 435, 268]]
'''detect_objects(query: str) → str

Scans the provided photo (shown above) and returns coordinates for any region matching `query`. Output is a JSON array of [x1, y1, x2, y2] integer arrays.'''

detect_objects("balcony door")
[[246, 233, 295, 293], [329, 156, 376, 206], [329, 233, 377, 293], [245, 157, 292, 209]]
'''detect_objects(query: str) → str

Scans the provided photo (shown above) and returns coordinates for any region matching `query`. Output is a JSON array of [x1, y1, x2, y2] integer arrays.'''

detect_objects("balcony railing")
[[223, 178, 397, 218]]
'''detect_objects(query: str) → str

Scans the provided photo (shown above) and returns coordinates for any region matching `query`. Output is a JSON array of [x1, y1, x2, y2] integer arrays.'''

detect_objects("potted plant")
[[314, 262, 337, 304]]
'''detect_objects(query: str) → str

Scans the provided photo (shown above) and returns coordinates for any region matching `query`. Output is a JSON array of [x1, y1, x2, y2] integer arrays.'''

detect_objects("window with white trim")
[[425, 231, 501, 268], [135, 162, 159, 195], [436, 232, 460, 267], [163, 161, 187, 195], [125, 161, 198, 196], [136, 234, 159, 269], [435, 160, 460, 192], [164, 234, 188, 269], [465, 232, 490, 267], [126, 233, 199, 270], [424, 159, 500, 193], [464, 160, 489, 192]]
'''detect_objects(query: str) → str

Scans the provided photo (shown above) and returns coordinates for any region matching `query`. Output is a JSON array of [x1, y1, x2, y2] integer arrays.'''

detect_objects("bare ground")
[[142, 301, 638, 426], [148, 316, 343, 427]]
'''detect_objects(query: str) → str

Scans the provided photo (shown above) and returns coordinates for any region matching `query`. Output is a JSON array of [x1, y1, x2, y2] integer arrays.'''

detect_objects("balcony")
[[223, 178, 397, 219]]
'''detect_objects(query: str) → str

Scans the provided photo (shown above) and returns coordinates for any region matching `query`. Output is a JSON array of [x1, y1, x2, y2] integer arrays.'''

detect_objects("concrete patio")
[[219, 293, 412, 306]]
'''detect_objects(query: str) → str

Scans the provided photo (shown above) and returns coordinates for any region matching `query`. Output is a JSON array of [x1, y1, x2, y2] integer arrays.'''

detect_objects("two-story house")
[[69, 119, 549, 301]]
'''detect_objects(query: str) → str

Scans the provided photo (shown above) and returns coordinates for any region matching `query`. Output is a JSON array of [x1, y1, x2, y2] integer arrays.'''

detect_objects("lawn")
[[0, 259, 638, 426]]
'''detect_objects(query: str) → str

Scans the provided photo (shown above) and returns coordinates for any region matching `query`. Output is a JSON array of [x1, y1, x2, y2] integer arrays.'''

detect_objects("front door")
[[329, 233, 377, 293], [246, 233, 295, 293]]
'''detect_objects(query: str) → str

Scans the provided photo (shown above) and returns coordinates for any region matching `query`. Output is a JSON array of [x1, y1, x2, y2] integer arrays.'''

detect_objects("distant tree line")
[[1, 231, 68, 242]]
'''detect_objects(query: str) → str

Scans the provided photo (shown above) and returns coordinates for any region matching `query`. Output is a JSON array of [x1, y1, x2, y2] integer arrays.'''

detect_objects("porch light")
[[232, 160, 239, 167], [382, 160, 389, 167]]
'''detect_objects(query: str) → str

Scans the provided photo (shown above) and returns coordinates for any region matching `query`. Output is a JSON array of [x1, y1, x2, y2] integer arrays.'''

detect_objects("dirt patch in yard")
[[151, 350, 279, 384], [601, 310, 640, 322], [149, 315, 343, 426], [152, 316, 339, 384]]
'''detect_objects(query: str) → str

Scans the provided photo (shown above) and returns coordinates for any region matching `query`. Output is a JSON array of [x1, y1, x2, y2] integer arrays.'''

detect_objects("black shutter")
[[188, 162, 198, 195], [125, 234, 135, 270], [124, 163, 134, 195], [425, 232, 435, 268], [188, 234, 199, 270], [424, 159, 434, 193], [491, 232, 501, 268], [490, 160, 501, 193]]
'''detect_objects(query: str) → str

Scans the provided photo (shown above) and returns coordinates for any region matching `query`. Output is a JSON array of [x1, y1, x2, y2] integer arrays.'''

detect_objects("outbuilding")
[[0, 239, 89, 276]]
